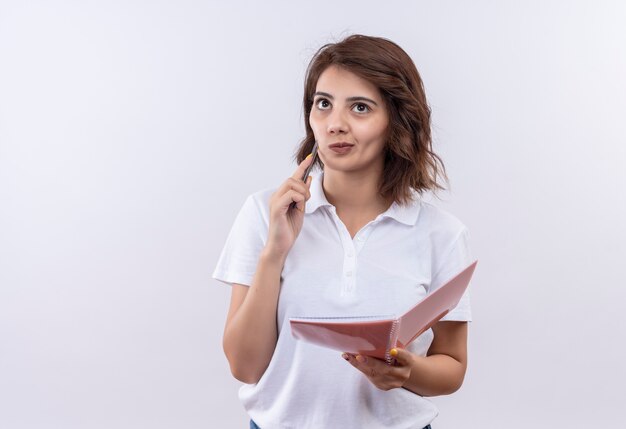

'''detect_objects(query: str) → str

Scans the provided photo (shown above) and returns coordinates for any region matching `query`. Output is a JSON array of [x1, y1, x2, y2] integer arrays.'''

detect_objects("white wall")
[[1, 1, 625, 427]]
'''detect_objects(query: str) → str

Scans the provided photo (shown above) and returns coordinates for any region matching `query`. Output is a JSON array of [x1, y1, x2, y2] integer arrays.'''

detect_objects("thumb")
[[389, 348, 411, 366]]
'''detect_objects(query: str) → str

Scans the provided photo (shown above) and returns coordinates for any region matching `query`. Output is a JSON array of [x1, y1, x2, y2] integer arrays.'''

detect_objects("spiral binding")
[[385, 319, 400, 365]]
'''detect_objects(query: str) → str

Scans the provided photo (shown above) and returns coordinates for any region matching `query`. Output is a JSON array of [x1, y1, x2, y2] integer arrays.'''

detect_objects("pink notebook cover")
[[290, 260, 477, 363]]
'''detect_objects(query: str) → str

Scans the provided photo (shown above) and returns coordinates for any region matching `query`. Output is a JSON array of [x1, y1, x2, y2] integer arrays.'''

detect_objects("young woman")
[[213, 34, 473, 429]]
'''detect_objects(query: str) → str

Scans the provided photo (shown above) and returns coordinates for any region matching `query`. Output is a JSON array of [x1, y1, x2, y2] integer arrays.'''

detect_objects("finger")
[[276, 178, 310, 200], [342, 353, 406, 391], [341, 353, 362, 371], [305, 176, 312, 198], [342, 352, 384, 375], [389, 348, 412, 367], [279, 190, 306, 212], [291, 153, 315, 181]]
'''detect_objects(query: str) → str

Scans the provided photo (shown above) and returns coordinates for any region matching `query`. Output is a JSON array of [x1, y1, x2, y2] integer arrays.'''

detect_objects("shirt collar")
[[305, 172, 421, 226], [305, 173, 333, 214], [379, 197, 421, 226]]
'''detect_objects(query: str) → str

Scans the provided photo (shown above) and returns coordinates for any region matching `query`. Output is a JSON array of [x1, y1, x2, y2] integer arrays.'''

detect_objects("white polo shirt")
[[213, 172, 473, 429]]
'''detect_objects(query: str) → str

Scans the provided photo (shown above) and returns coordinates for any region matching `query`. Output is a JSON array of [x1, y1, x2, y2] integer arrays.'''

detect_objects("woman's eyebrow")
[[313, 91, 379, 106]]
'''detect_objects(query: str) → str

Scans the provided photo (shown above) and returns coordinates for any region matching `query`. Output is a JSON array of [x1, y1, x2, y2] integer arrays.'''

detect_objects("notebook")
[[289, 260, 477, 363]]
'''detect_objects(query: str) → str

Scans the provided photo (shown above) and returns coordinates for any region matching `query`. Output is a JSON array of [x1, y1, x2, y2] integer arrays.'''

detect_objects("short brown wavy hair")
[[294, 34, 447, 205]]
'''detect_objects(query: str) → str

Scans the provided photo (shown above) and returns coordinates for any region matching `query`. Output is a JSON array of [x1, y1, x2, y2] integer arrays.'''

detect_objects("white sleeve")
[[431, 228, 473, 322], [212, 195, 268, 287]]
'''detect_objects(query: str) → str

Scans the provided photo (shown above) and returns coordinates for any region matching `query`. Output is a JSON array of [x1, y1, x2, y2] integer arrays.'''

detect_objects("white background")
[[1, 1, 625, 428]]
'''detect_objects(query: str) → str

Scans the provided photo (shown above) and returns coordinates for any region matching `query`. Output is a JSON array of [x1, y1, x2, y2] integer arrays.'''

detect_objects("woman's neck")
[[322, 168, 392, 216]]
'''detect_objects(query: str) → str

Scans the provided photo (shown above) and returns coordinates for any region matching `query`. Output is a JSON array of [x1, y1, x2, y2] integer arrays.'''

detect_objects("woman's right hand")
[[265, 154, 315, 261]]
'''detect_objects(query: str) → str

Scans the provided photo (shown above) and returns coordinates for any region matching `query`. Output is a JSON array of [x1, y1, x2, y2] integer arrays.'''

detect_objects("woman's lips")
[[329, 143, 354, 154]]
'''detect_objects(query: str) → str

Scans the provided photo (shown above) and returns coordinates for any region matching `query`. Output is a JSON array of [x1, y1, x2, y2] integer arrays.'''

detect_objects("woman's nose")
[[326, 110, 348, 134]]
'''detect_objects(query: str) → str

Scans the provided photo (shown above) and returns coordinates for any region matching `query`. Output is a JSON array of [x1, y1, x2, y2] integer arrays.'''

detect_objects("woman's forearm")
[[402, 353, 467, 397], [222, 248, 285, 384]]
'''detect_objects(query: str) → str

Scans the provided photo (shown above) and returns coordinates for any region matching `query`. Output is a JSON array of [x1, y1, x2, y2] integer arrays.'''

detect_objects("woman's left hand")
[[342, 348, 413, 391]]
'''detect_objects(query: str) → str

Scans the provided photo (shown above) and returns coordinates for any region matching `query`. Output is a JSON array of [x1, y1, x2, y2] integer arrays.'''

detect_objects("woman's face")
[[309, 65, 389, 175]]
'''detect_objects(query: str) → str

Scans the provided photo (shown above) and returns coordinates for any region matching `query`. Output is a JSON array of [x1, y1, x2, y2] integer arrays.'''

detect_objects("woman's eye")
[[353, 103, 370, 113], [315, 99, 330, 109]]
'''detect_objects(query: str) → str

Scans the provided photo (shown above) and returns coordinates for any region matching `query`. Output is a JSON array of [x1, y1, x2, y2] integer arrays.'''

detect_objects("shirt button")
[[346, 271, 353, 277]]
